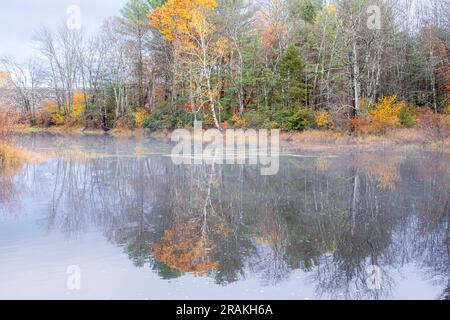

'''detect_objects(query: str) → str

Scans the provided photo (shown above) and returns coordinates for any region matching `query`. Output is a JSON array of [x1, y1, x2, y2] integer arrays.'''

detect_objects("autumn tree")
[[149, 0, 227, 129]]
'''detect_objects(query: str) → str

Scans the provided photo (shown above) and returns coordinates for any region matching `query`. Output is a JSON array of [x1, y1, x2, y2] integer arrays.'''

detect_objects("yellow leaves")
[[134, 108, 149, 128], [368, 96, 404, 132], [315, 5, 337, 24], [324, 5, 337, 14], [232, 113, 247, 128], [352, 96, 406, 134], [213, 38, 229, 57], [259, 22, 286, 51], [315, 111, 332, 128], [70, 91, 85, 124], [38, 99, 65, 126], [148, 0, 217, 43]]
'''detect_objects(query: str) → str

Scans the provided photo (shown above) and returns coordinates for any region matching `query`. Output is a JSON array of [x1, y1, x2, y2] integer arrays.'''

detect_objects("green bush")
[[399, 106, 416, 128], [244, 110, 266, 128], [272, 108, 295, 129], [286, 109, 315, 131], [175, 111, 193, 129], [142, 108, 169, 132]]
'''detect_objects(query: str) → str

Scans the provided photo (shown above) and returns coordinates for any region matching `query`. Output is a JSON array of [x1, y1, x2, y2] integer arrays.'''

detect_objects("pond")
[[0, 134, 448, 300]]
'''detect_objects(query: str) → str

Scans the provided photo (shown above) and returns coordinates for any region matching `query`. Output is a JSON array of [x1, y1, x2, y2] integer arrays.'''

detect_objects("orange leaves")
[[148, 0, 217, 42], [231, 113, 247, 128], [0, 71, 13, 89]]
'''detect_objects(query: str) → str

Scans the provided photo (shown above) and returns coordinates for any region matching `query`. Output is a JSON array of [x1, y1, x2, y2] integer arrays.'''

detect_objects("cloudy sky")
[[0, 0, 128, 61]]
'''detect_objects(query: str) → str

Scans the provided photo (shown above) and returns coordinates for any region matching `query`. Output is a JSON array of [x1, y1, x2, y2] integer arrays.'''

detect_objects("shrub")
[[416, 108, 450, 143], [134, 108, 149, 128], [175, 111, 193, 129], [232, 113, 247, 128], [350, 96, 406, 134], [272, 108, 295, 129], [36, 99, 65, 127], [315, 111, 332, 129], [348, 116, 370, 134], [368, 95, 404, 133], [399, 106, 416, 128], [51, 111, 66, 126], [285, 109, 316, 131], [244, 110, 266, 128], [0, 108, 18, 136], [142, 110, 166, 132], [141, 104, 171, 132]]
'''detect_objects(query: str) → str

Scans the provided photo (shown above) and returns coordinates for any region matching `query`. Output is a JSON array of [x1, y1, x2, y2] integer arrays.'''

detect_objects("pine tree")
[[277, 45, 306, 108]]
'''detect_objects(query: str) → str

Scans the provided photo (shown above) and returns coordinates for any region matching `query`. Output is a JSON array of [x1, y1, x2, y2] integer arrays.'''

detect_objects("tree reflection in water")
[[1, 138, 448, 299]]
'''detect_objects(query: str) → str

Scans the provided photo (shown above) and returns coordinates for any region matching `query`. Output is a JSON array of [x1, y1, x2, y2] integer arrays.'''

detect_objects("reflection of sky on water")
[[0, 134, 448, 300]]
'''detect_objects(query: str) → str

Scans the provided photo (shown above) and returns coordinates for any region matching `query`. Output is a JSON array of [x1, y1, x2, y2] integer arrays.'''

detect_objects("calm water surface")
[[0, 134, 448, 300]]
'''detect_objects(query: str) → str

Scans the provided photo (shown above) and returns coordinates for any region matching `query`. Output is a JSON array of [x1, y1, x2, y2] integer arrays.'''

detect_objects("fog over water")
[[0, 134, 448, 299]]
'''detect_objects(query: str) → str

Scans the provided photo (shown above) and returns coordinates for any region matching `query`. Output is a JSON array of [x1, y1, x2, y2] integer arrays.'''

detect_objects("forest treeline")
[[0, 0, 449, 134]]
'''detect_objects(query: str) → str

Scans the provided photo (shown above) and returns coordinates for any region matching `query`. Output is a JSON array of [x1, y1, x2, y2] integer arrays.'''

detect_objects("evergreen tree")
[[277, 45, 306, 108]]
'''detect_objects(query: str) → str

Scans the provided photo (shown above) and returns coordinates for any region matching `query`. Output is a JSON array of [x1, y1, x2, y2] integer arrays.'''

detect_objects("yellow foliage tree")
[[149, 0, 217, 43], [148, 0, 224, 129], [70, 91, 86, 125], [368, 96, 405, 133]]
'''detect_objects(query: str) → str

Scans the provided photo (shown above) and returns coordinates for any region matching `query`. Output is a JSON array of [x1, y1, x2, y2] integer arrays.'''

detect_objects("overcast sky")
[[0, 0, 129, 62]]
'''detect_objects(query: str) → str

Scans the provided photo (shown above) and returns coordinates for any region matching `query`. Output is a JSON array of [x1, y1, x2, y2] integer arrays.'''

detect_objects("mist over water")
[[0, 134, 448, 300]]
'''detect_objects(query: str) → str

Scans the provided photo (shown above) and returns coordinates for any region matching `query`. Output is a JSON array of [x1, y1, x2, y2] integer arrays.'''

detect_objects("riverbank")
[[0, 141, 43, 179], [9, 124, 450, 152]]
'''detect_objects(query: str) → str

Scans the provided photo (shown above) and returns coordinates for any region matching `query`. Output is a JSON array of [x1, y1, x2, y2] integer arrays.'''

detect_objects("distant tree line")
[[0, 0, 449, 132]]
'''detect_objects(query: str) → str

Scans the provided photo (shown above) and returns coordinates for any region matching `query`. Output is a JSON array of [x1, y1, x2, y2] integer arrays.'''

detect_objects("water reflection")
[[0, 135, 449, 299]]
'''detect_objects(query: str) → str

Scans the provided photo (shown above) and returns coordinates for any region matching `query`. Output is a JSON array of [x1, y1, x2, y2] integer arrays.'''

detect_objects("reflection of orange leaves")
[[257, 214, 285, 252], [152, 223, 219, 276], [315, 158, 330, 172], [371, 166, 399, 191], [352, 154, 403, 191]]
